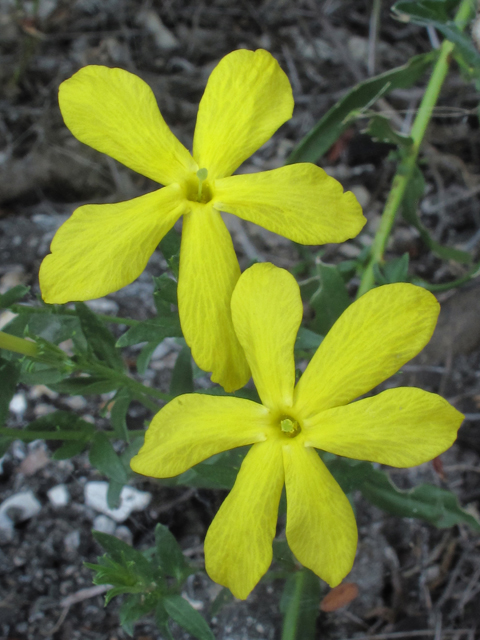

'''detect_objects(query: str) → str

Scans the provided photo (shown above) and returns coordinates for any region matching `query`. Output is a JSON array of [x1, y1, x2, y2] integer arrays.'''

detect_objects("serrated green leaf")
[[19, 362, 65, 385], [402, 165, 472, 263], [92, 531, 153, 576], [116, 316, 182, 348], [287, 52, 436, 163], [0, 357, 20, 426], [169, 346, 194, 397], [110, 389, 131, 441], [26, 313, 86, 350], [75, 302, 125, 371], [309, 262, 351, 335], [89, 432, 129, 484], [159, 228, 181, 261], [0, 285, 30, 309], [155, 523, 189, 581], [153, 274, 178, 306], [374, 253, 410, 285], [364, 114, 413, 148], [164, 595, 214, 640]]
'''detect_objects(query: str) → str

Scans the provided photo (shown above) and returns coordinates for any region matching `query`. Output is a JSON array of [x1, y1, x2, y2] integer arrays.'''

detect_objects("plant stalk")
[[357, 0, 474, 296], [0, 331, 38, 358]]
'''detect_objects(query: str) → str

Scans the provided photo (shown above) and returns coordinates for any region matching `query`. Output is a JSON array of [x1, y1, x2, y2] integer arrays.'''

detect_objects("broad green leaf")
[[155, 523, 189, 581], [280, 569, 321, 640], [116, 316, 182, 348], [163, 595, 215, 640], [309, 262, 351, 335], [0, 357, 20, 426], [364, 114, 413, 148], [169, 346, 194, 396], [110, 389, 131, 441], [373, 253, 410, 285], [287, 52, 436, 163], [295, 327, 323, 351], [402, 165, 472, 263], [89, 432, 129, 484], [75, 302, 125, 371], [0, 285, 30, 309]]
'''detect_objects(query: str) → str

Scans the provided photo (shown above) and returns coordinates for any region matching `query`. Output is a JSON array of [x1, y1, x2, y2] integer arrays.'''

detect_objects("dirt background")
[[1, 0, 480, 639]]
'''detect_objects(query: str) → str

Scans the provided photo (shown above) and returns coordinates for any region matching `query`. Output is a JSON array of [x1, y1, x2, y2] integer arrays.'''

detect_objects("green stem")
[[281, 569, 321, 640], [0, 331, 38, 358], [0, 427, 146, 441], [357, 0, 473, 296], [11, 304, 139, 327]]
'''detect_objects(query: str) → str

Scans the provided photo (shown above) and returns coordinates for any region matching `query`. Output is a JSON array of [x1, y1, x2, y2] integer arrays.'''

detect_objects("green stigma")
[[196, 168, 209, 202], [280, 417, 300, 438]]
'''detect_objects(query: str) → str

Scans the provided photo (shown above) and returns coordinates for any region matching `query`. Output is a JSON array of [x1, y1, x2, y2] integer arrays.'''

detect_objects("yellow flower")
[[39, 49, 365, 392], [131, 263, 463, 599]]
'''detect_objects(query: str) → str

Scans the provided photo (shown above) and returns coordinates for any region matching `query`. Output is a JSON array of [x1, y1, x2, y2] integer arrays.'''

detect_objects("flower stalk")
[[357, 0, 474, 296], [0, 331, 39, 358]]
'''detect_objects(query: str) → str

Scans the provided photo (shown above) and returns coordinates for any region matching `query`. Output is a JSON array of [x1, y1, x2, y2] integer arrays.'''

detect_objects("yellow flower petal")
[[304, 387, 463, 467], [204, 439, 284, 599], [40, 186, 186, 304], [178, 207, 250, 392], [193, 49, 293, 180], [283, 443, 357, 587], [293, 283, 440, 418], [131, 394, 270, 478], [59, 66, 196, 185], [231, 263, 302, 412], [214, 164, 365, 244]]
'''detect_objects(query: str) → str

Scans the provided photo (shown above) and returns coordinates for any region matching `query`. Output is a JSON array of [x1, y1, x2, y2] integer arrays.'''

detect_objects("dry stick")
[[357, 0, 475, 296]]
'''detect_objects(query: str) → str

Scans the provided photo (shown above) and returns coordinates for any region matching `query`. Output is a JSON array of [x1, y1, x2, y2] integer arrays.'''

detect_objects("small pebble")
[[64, 530, 81, 552], [93, 514, 116, 534], [47, 484, 70, 507], [9, 393, 27, 418], [84, 482, 152, 523], [0, 491, 42, 541]]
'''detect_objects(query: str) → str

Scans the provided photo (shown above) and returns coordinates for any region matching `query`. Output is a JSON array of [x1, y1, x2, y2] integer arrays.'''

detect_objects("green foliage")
[[89, 432, 129, 485], [307, 262, 351, 335], [0, 284, 30, 309], [87, 526, 207, 637], [373, 253, 410, 285], [326, 457, 480, 531], [364, 115, 413, 149], [75, 302, 125, 371], [287, 52, 436, 163], [169, 345, 194, 396], [0, 357, 20, 427], [116, 316, 182, 347], [110, 389, 131, 441]]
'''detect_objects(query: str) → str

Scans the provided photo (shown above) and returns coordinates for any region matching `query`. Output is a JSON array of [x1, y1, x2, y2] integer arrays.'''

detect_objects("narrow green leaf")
[[155, 523, 188, 581], [92, 531, 153, 575], [107, 479, 124, 510], [75, 302, 125, 371], [155, 602, 175, 640], [402, 165, 472, 263], [169, 346, 194, 397], [27, 410, 95, 437], [295, 327, 323, 351], [89, 432, 129, 484], [136, 341, 160, 375], [0, 285, 30, 309], [52, 440, 87, 460], [116, 316, 182, 348], [0, 357, 20, 426], [110, 389, 131, 441], [164, 595, 215, 640], [280, 569, 321, 640], [49, 375, 120, 395], [287, 52, 436, 163]]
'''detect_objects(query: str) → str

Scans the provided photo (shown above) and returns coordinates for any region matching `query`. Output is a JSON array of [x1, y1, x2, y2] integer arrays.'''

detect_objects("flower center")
[[186, 168, 213, 204], [280, 416, 301, 438]]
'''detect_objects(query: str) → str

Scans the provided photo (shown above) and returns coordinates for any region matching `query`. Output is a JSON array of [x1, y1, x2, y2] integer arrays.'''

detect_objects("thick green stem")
[[357, 0, 473, 296], [0, 331, 38, 358]]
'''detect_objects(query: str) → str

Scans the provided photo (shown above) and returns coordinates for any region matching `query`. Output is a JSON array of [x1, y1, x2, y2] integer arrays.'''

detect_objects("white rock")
[[136, 10, 179, 50], [64, 530, 80, 552], [0, 491, 42, 541], [114, 525, 133, 545], [9, 393, 27, 418], [47, 484, 70, 507], [93, 514, 116, 534], [84, 482, 151, 523]]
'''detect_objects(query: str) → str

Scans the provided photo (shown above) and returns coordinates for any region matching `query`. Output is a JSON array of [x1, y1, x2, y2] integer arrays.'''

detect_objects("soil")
[[1, 1, 480, 639]]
